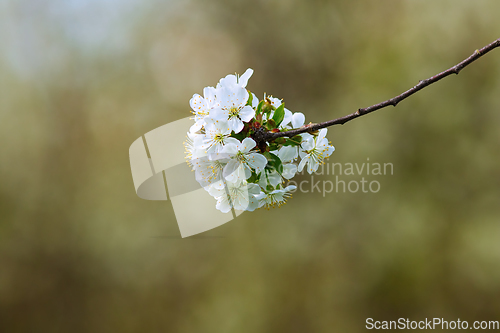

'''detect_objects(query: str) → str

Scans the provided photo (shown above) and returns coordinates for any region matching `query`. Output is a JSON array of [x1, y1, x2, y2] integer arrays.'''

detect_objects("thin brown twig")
[[262, 38, 500, 142]]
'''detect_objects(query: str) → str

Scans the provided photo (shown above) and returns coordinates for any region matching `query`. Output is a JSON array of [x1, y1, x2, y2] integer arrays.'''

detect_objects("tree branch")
[[263, 38, 500, 142]]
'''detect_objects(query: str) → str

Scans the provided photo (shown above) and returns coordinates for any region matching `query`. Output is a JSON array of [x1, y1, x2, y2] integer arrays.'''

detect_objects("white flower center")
[[228, 106, 240, 119], [235, 151, 247, 163], [306, 147, 324, 163], [262, 190, 292, 209], [213, 133, 225, 144]]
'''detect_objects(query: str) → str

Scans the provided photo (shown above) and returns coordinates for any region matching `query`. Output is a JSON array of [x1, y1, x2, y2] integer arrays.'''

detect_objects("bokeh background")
[[1, 0, 500, 332]]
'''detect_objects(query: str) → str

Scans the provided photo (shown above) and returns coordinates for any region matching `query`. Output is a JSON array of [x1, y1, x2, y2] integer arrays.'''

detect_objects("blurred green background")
[[1, 0, 500, 332]]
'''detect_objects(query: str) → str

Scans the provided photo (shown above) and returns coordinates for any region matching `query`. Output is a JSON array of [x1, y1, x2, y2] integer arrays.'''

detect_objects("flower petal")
[[189, 94, 205, 112], [251, 93, 259, 108], [228, 117, 244, 133], [232, 184, 250, 210], [190, 121, 203, 133], [240, 137, 256, 153], [282, 163, 297, 179], [269, 97, 282, 108], [225, 137, 241, 146], [298, 156, 308, 172], [324, 145, 335, 158], [277, 146, 298, 163], [218, 74, 237, 89], [258, 172, 269, 188], [233, 87, 249, 107], [221, 143, 239, 156], [301, 138, 315, 151], [317, 128, 328, 143], [207, 181, 226, 197], [238, 68, 253, 88], [280, 108, 293, 128], [247, 153, 267, 174], [267, 169, 282, 186], [245, 195, 260, 212], [209, 107, 228, 121], [247, 183, 261, 195], [238, 105, 255, 122], [291, 112, 305, 128], [223, 160, 239, 179], [301, 133, 313, 141], [225, 164, 247, 184], [215, 120, 232, 135], [203, 86, 217, 107], [216, 197, 232, 213], [307, 158, 319, 174]]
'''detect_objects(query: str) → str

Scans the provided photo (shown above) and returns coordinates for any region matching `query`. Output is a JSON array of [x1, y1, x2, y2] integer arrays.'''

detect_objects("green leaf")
[[256, 100, 265, 115], [265, 152, 283, 174], [230, 131, 247, 141], [246, 90, 253, 106], [275, 138, 286, 144], [276, 160, 283, 174], [272, 103, 285, 126], [268, 143, 279, 151], [247, 171, 259, 183], [282, 135, 302, 146]]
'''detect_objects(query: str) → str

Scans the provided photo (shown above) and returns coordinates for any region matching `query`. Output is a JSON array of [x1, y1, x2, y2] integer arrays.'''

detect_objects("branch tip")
[[264, 37, 500, 140]]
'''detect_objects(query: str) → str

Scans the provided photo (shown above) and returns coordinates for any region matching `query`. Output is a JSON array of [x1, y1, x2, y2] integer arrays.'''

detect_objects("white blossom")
[[217, 68, 254, 90], [221, 138, 267, 184], [192, 157, 226, 187], [199, 119, 240, 158], [210, 86, 255, 133], [298, 128, 335, 174], [255, 185, 296, 209], [184, 131, 206, 168], [189, 87, 216, 132], [209, 181, 260, 213], [183, 68, 336, 214]]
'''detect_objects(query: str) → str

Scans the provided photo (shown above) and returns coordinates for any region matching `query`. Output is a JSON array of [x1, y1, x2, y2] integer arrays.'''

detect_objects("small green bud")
[[266, 119, 276, 129], [262, 100, 274, 115]]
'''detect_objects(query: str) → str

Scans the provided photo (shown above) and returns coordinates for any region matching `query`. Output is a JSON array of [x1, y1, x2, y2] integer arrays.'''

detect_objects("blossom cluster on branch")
[[184, 69, 335, 213]]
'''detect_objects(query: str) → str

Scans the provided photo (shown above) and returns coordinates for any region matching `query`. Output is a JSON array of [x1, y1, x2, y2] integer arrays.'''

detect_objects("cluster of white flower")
[[184, 68, 335, 213]]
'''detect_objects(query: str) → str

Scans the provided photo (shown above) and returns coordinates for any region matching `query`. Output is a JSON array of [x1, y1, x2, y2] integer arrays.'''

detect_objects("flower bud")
[[266, 119, 276, 129], [262, 99, 274, 115]]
